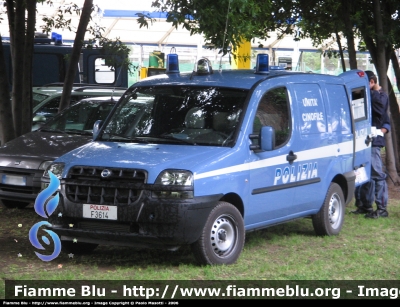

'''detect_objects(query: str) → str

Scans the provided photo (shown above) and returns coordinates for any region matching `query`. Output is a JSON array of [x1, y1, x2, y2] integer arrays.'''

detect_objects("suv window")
[[34, 95, 95, 121], [32, 93, 50, 108], [45, 100, 116, 132]]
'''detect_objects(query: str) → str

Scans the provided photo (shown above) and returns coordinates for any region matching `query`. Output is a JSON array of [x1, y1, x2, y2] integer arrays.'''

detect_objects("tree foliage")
[[145, 0, 400, 184], [141, 0, 298, 55]]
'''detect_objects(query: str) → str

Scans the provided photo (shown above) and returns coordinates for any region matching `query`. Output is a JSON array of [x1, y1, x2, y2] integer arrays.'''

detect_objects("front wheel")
[[191, 201, 245, 265], [312, 183, 345, 236]]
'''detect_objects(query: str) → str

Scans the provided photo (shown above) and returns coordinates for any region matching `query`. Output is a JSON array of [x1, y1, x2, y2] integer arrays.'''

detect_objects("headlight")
[[156, 170, 193, 186], [39, 160, 53, 170], [43, 162, 65, 179], [153, 170, 193, 199]]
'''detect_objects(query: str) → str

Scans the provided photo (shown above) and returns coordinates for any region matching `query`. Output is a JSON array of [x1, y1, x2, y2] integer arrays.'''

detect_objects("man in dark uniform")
[[352, 70, 390, 218]]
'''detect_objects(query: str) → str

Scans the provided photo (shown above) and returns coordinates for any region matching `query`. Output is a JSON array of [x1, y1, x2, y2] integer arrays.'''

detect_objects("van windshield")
[[99, 86, 248, 147]]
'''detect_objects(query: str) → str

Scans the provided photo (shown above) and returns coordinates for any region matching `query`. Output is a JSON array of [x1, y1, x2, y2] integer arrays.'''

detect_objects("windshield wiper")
[[101, 134, 194, 144], [102, 134, 150, 143], [155, 134, 194, 144], [38, 128, 68, 134], [64, 129, 92, 135]]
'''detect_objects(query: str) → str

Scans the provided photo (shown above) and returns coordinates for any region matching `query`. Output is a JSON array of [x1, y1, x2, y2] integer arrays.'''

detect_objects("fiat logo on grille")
[[101, 169, 112, 178]]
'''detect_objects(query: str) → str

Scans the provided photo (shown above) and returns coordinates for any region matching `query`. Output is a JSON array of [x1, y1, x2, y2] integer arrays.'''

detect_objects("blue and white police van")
[[42, 54, 372, 265]]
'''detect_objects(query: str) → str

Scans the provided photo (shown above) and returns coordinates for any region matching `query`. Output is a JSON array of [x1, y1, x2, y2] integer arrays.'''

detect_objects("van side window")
[[351, 87, 367, 121], [253, 87, 290, 147], [95, 58, 115, 84]]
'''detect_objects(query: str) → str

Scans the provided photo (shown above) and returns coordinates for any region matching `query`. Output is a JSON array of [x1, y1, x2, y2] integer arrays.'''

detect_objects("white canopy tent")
[[0, 0, 317, 50]]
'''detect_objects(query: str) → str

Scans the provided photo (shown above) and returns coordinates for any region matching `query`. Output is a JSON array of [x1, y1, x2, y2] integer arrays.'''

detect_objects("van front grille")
[[65, 166, 147, 206]]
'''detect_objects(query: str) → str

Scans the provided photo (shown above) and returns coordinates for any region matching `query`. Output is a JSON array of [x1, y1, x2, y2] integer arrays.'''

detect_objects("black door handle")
[[286, 150, 297, 164]]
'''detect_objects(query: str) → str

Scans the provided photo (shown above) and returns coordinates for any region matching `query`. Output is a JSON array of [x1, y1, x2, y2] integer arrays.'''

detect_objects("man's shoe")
[[365, 210, 389, 218], [377, 210, 389, 217], [364, 211, 379, 219], [350, 208, 370, 214]]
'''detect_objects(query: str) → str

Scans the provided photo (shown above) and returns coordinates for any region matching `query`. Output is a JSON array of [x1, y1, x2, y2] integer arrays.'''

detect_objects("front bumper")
[[0, 167, 43, 203], [48, 190, 222, 249]]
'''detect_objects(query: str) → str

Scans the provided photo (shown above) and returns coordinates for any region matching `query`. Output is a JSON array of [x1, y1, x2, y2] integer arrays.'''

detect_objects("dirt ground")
[[388, 181, 400, 199]]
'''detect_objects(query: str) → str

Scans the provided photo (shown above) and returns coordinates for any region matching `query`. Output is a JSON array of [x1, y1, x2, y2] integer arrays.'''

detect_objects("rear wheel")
[[312, 183, 345, 236], [1, 200, 30, 209], [61, 241, 98, 254], [191, 201, 245, 265]]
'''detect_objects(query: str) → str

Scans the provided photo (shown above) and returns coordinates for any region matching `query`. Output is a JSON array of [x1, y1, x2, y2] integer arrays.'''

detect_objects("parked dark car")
[[0, 96, 119, 209]]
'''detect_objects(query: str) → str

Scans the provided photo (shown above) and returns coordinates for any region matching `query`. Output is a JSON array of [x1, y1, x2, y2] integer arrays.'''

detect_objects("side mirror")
[[260, 126, 275, 151], [249, 126, 275, 151], [33, 115, 47, 123], [32, 115, 47, 131], [93, 120, 103, 140]]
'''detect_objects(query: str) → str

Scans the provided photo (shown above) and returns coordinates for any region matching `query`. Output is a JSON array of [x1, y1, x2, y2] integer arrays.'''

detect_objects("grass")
[[1, 196, 400, 299]]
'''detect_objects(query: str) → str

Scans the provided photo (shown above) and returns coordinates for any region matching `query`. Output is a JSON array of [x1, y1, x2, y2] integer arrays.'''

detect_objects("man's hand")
[[371, 84, 381, 91]]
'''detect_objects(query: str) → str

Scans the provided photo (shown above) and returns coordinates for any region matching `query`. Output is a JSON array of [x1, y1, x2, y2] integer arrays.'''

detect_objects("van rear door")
[[339, 70, 372, 185]]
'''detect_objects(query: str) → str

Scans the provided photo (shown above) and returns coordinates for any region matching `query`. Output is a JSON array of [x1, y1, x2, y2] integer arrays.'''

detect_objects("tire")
[[191, 201, 245, 265], [1, 200, 30, 209], [61, 240, 98, 254], [312, 183, 345, 236]]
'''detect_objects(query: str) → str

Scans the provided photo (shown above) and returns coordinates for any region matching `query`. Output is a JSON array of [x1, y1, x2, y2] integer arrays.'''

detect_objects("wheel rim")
[[210, 214, 237, 258], [328, 193, 342, 229]]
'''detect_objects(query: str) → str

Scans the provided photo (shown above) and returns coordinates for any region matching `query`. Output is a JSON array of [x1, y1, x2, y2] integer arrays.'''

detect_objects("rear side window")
[[292, 83, 327, 135], [326, 84, 352, 135], [351, 87, 367, 121], [253, 87, 291, 147]]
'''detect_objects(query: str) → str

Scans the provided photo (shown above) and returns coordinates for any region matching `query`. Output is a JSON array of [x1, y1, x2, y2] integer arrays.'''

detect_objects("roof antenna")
[[112, 67, 123, 101], [110, 59, 124, 101], [219, 0, 232, 72]]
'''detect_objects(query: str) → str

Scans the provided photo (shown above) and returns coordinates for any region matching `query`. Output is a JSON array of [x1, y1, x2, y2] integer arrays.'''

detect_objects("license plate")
[[83, 204, 117, 220], [355, 167, 368, 184], [2, 174, 26, 186]]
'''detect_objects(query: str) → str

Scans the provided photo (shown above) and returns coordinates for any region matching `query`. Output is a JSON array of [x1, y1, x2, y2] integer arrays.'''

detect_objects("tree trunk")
[[8, 0, 27, 137], [335, 31, 346, 72], [362, 1, 400, 186], [387, 78, 400, 171], [390, 50, 400, 172], [59, 0, 94, 112], [0, 37, 16, 146], [21, 0, 37, 134], [371, 0, 398, 186], [341, 0, 358, 69]]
